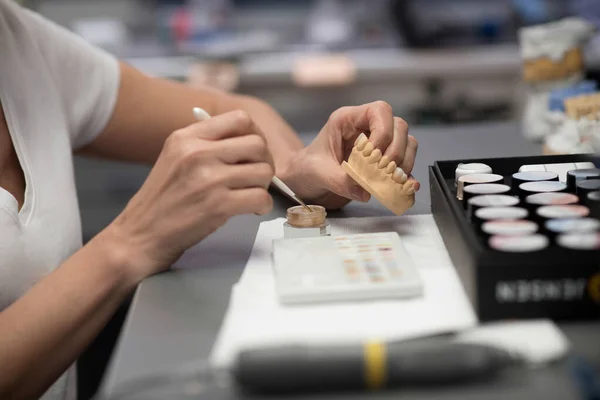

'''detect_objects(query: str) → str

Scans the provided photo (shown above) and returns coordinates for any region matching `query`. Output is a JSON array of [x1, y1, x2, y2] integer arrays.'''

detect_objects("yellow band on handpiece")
[[363, 341, 387, 390]]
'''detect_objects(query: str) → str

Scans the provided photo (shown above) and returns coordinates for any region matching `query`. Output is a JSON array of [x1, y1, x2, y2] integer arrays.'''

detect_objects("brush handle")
[[192, 107, 212, 121], [271, 176, 299, 200]]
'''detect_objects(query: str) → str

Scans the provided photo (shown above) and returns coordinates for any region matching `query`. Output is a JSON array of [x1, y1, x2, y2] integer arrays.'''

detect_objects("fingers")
[[214, 134, 271, 165], [383, 117, 409, 170], [226, 188, 274, 216], [222, 163, 274, 190], [357, 110, 417, 185], [175, 109, 275, 169], [400, 135, 418, 175], [321, 157, 371, 202], [321, 101, 420, 201], [363, 101, 395, 151], [409, 177, 421, 192], [331, 102, 411, 166], [333, 101, 394, 150], [187, 110, 265, 141]]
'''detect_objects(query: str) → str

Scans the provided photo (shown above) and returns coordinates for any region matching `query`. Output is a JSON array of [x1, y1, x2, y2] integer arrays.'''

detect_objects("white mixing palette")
[[272, 232, 423, 305]]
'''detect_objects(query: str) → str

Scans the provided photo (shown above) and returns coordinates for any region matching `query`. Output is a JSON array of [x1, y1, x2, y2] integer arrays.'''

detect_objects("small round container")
[[472, 207, 529, 233], [462, 184, 511, 209], [283, 205, 331, 238], [474, 206, 528, 221], [518, 181, 567, 199], [456, 173, 504, 200], [524, 192, 579, 210], [466, 194, 520, 221], [545, 217, 600, 238], [556, 232, 600, 251], [566, 168, 600, 192], [454, 163, 493, 186], [585, 190, 600, 204], [576, 179, 600, 197], [481, 219, 538, 238], [535, 204, 590, 223], [511, 171, 558, 193], [489, 234, 549, 253], [586, 190, 600, 218]]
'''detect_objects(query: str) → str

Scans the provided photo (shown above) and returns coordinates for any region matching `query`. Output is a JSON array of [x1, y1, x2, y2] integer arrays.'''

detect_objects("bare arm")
[[0, 109, 276, 400], [76, 63, 419, 209], [78, 62, 304, 175], [0, 230, 136, 400]]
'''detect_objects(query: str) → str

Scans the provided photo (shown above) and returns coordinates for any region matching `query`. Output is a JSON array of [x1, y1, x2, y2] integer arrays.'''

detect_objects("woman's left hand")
[[280, 101, 420, 209]]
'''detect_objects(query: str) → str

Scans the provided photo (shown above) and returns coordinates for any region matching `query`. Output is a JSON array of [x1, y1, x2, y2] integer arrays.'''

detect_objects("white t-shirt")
[[0, 1, 120, 399]]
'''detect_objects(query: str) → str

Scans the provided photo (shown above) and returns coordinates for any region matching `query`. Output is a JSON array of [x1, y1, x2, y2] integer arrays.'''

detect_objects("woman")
[[0, 1, 419, 399]]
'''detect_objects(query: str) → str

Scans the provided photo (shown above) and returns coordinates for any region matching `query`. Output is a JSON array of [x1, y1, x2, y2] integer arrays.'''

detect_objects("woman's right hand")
[[105, 110, 275, 281]]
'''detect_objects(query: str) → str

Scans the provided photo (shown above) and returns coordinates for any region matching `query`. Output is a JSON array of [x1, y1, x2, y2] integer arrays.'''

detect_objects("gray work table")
[[98, 122, 599, 400]]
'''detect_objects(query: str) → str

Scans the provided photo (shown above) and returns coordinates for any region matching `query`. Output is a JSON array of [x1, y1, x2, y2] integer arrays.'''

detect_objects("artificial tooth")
[[362, 142, 374, 156], [378, 155, 390, 169], [397, 167, 408, 183], [392, 167, 405, 183], [356, 136, 368, 151], [385, 161, 396, 174], [354, 133, 367, 147], [368, 149, 382, 164]]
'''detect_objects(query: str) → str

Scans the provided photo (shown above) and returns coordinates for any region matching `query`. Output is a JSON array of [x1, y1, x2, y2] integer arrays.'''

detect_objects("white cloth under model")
[[0, 1, 119, 399]]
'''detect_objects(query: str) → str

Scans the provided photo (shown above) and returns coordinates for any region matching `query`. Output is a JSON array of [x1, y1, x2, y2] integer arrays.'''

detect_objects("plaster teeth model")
[[565, 92, 600, 120], [543, 113, 600, 155], [543, 80, 598, 141], [362, 142, 374, 156], [342, 136, 416, 215], [578, 115, 600, 153], [378, 155, 390, 169], [518, 17, 596, 142], [523, 82, 578, 142], [368, 149, 382, 164], [592, 131, 600, 153], [385, 161, 396, 174], [545, 110, 568, 138]]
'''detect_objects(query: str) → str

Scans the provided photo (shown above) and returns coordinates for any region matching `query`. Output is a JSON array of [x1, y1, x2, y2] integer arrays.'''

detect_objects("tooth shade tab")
[[392, 168, 405, 183]]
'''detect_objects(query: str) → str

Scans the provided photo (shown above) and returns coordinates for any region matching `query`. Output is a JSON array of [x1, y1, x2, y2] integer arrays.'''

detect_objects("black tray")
[[429, 153, 600, 321]]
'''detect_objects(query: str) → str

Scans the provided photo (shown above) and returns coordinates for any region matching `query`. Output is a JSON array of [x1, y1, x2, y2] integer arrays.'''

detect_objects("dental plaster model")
[[545, 94, 600, 154], [543, 112, 600, 155], [518, 17, 596, 141], [544, 110, 568, 139], [543, 81, 598, 142], [565, 93, 600, 120], [543, 117, 582, 154], [523, 77, 580, 142], [578, 114, 600, 153], [341, 133, 415, 215]]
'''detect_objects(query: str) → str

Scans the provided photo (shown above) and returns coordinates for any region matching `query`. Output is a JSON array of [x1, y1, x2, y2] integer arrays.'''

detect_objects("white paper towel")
[[209, 215, 479, 370]]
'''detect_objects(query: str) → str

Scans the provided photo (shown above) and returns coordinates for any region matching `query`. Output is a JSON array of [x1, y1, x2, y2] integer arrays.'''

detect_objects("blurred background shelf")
[[29, 0, 597, 236], [123, 43, 600, 82], [17, 0, 597, 244]]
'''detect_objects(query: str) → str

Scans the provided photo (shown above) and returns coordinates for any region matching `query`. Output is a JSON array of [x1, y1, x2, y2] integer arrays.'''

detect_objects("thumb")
[[322, 158, 371, 202]]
